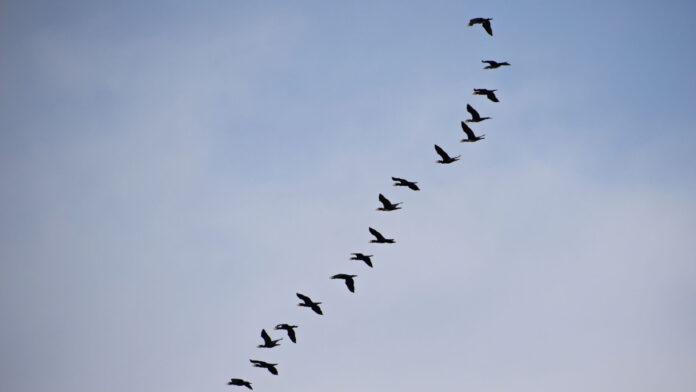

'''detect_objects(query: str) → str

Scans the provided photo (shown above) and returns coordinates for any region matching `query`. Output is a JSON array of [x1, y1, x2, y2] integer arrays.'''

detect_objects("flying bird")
[[331, 274, 357, 293], [257, 329, 282, 348], [460, 122, 485, 142], [482, 60, 510, 69], [377, 193, 402, 211], [466, 104, 491, 123], [391, 176, 420, 191], [296, 293, 323, 315], [227, 378, 253, 390], [469, 17, 493, 36], [274, 324, 298, 343], [473, 88, 499, 102], [369, 227, 395, 244], [434, 144, 460, 164], [350, 253, 374, 268], [250, 360, 278, 375]]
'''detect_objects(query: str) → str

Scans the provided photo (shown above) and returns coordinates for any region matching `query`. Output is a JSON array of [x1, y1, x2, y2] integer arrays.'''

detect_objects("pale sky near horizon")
[[1, 1, 696, 391]]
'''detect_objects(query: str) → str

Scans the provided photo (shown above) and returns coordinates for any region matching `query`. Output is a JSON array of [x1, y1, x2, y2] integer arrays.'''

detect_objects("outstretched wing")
[[487, 91, 499, 102], [378, 193, 389, 208], [261, 329, 271, 345], [369, 227, 386, 242], [407, 182, 420, 191], [345, 277, 355, 293], [268, 365, 278, 375], [467, 104, 480, 121], [296, 293, 311, 304], [461, 121, 476, 139], [434, 144, 451, 160], [482, 60, 495, 65], [391, 176, 405, 184], [483, 20, 493, 36]]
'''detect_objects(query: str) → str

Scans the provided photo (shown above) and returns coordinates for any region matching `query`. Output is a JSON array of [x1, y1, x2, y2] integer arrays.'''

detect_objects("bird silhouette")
[[350, 253, 374, 268], [473, 88, 499, 102], [391, 176, 420, 191], [434, 144, 460, 164], [296, 293, 323, 315], [331, 274, 357, 293], [377, 193, 402, 211], [257, 329, 282, 348], [482, 60, 510, 69], [250, 360, 278, 375], [460, 122, 485, 142], [274, 324, 298, 343], [369, 227, 395, 244], [466, 104, 491, 123], [227, 378, 253, 390], [469, 17, 493, 36]]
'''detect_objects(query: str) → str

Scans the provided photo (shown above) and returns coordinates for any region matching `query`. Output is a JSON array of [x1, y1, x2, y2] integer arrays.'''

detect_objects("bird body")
[[350, 253, 374, 268], [377, 193, 402, 211], [228, 378, 253, 390], [473, 88, 499, 102], [369, 227, 395, 244], [296, 293, 323, 315], [250, 360, 278, 375], [274, 324, 298, 343], [331, 274, 357, 293], [257, 329, 282, 348], [391, 177, 420, 191], [460, 121, 485, 142], [466, 104, 491, 123], [482, 60, 510, 69], [434, 144, 460, 164], [469, 17, 493, 35]]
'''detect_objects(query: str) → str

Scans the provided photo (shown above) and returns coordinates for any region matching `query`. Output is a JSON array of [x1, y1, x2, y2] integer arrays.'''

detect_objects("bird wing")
[[369, 227, 386, 241], [434, 144, 451, 160], [287, 328, 296, 343], [250, 359, 263, 365], [268, 365, 278, 375], [346, 278, 355, 293], [312, 304, 323, 315], [488, 91, 499, 102], [483, 20, 493, 35], [261, 329, 271, 345], [482, 60, 494, 65], [461, 121, 476, 139], [391, 176, 404, 183], [466, 104, 480, 120], [408, 182, 420, 191], [378, 193, 389, 208], [296, 293, 311, 304]]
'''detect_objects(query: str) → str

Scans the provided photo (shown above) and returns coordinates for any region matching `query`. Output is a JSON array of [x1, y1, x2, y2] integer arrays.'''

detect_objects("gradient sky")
[[1, 1, 696, 391]]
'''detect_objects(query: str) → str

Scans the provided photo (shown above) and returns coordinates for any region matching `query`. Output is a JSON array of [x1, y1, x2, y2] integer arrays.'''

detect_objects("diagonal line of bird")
[[228, 16, 508, 391]]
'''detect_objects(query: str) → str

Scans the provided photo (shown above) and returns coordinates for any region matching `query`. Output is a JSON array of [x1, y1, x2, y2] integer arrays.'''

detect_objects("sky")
[[1, 0, 696, 391]]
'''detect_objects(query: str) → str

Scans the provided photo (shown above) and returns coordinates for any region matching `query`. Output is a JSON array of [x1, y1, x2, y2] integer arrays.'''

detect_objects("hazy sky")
[[1, 1, 695, 391]]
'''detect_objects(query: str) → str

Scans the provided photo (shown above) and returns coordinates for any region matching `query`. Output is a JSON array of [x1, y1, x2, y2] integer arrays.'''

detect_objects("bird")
[[482, 60, 510, 69], [369, 227, 395, 244], [250, 360, 278, 375], [296, 293, 323, 315], [434, 144, 460, 164], [473, 88, 499, 102], [257, 329, 282, 348], [274, 324, 298, 343], [227, 378, 253, 390], [392, 176, 420, 191], [460, 121, 485, 142], [350, 253, 374, 268], [465, 104, 491, 123], [377, 193, 402, 211], [468, 17, 493, 36], [331, 274, 357, 293]]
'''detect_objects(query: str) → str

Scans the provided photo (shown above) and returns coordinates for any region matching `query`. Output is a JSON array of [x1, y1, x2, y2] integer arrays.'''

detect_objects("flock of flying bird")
[[227, 17, 508, 390]]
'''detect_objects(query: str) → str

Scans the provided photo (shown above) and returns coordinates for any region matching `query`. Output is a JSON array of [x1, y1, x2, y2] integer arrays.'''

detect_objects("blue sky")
[[1, 1, 695, 391]]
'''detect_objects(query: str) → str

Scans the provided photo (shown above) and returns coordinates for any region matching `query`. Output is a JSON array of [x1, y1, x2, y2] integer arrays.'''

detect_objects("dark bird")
[[468, 17, 493, 36], [274, 324, 298, 343], [296, 293, 323, 315], [350, 253, 374, 268], [391, 176, 420, 191], [257, 329, 282, 348], [460, 121, 485, 142], [482, 60, 510, 69], [466, 104, 491, 123], [331, 274, 357, 293], [250, 360, 278, 375], [227, 378, 253, 390], [377, 193, 402, 211], [369, 227, 395, 244], [434, 144, 460, 164], [473, 88, 499, 102]]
